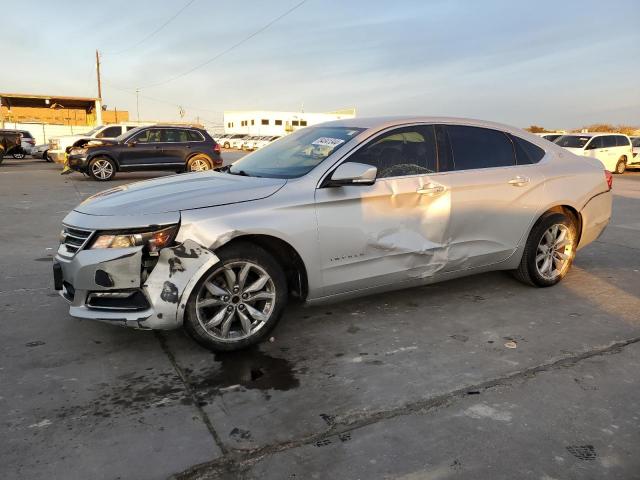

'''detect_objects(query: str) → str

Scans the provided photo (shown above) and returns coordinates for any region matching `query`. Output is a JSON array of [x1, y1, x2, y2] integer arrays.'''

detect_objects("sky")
[[2, 0, 639, 130]]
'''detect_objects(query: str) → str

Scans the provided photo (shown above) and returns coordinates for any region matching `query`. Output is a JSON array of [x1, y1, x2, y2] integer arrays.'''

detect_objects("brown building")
[[0, 93, 128, 127]]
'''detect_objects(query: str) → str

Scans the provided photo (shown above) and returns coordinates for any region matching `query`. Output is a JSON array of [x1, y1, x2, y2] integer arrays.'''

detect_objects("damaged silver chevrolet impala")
[[54, 117, 613, 351]]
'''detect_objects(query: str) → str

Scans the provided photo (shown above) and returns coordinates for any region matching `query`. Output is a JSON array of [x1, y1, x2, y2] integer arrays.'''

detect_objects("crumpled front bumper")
[[54, 239, 219, 330]]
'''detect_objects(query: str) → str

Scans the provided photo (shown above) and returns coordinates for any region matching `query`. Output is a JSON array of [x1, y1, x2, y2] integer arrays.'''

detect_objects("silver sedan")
[[54, 117, 613, 351]]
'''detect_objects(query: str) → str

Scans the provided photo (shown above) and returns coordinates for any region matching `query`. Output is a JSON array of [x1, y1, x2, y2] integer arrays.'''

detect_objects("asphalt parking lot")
[[2, 157, 640, 480]]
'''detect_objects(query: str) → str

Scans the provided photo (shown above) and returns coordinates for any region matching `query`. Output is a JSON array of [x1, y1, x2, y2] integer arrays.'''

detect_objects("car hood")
[[74, 171, 287, 216]]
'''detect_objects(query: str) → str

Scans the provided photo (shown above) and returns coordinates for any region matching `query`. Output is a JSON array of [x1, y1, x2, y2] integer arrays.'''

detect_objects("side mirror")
[[328, 162, 377, 186]]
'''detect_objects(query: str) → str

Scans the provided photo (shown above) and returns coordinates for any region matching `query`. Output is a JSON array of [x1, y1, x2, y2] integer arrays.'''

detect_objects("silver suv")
[[54, 117, 612, 351]]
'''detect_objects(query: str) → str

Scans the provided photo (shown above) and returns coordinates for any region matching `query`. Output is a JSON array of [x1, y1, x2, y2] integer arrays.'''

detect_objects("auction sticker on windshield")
[[312, 137, 346, 147]]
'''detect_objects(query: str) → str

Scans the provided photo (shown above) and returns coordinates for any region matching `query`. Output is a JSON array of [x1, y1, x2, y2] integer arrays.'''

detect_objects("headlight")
[[71, 147, 88, 155], [90, 225, 178, 253]]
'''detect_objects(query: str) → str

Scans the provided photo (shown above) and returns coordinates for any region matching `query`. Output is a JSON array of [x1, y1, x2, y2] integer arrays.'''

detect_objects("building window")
[[300, 120, 307, 126], [275, 119, 282, 126], [292, 120, 299, 126], [251, 120, 255, 126], [261, 119, 269, 125], [227, 122, 231, 128]]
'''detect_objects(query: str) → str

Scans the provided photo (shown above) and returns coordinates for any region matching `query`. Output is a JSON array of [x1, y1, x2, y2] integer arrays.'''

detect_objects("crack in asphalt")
[[172, 335, 640, 480], [155, 332, 229, 456]]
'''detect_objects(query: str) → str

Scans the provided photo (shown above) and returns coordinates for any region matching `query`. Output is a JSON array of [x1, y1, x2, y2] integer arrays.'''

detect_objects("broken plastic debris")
[[504, 340, 517, 349]]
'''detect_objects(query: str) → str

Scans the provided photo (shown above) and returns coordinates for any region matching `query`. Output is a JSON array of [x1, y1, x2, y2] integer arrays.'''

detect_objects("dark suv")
[[67, 125, 222, 181]]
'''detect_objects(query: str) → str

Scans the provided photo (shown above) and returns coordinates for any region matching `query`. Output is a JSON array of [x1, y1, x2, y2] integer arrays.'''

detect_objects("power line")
[[138, 0, 309, 89], [104, 0, 197, 55]]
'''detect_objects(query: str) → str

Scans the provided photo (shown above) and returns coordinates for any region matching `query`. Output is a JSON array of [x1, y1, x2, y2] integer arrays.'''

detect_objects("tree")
[[525, 125, 550, 133]]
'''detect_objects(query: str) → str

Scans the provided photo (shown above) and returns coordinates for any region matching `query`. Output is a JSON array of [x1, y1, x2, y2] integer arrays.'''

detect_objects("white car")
[[221, 134, 248, 150], [240, 136, 261, 151], [252, 135, 281, 150], [48, 123, 146, 163], [534, 133, 563, 143], [555, 133, 633, 174]]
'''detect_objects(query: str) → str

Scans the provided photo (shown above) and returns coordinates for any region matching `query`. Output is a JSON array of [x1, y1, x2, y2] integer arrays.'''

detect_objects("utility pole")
[[136, 89, 140, 121], [95, 50, 102, 100]]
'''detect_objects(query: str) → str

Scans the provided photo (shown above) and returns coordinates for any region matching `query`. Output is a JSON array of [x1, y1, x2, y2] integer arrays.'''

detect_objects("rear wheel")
[[513, 212, 577, 287], [12, 151, 25, 159], [187, 154, 213, 172], [223, 141, 230, 149], [89, 156, 116, 181], [184, 242, 288, 352], [44, 150, 53, 162], [615, 158, 626, 174]]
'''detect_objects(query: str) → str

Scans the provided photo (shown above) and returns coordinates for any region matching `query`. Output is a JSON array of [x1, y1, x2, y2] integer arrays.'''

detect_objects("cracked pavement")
[[1, 159, 639, 479]]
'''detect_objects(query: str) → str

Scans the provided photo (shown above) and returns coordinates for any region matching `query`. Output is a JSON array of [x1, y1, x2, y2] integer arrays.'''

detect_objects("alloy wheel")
[[91, 159, 113, 180], [195, 261, 276, 342], [189, 158, 211, 172], [535, 224, 573, 280]]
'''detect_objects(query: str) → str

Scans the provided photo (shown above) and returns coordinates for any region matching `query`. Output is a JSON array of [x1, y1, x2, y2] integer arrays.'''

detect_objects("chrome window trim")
[[316, 121, 550, 189]]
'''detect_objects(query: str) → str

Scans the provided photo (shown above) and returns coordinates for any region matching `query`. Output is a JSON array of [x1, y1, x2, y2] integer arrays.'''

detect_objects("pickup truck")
[[48, 123, 147, 163]]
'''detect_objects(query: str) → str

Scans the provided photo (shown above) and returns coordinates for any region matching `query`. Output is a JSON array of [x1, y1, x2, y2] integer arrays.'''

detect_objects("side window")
[[348, 125, 437, 178], [162, 129, 189, 142], [187, 130, 204, 141], [126, 126, 137, 131], [96, 126, 122, 138], [601, 136, 617, 148], [446, 125, 515, 170], [133, 129, 161, 143], [509, 134, 546, 164], [585, 137, 602, 150], [615, 136, 630, 147]]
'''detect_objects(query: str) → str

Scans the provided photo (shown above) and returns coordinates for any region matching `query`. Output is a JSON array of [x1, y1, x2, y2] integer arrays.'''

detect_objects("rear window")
[[187, 130, 204, 141], [556, 136, 590, 148], [510, 135, 546, 164]]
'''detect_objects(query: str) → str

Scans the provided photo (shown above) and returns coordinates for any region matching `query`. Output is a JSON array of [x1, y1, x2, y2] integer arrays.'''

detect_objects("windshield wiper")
[[228, 169, 254, 177]]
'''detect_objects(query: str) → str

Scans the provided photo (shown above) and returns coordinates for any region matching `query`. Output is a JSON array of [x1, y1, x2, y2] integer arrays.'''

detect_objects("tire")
[[513, 212, 577, 287], [12, 152, 25, 159], [184, 241, 288, 352], [44, 150, 53, 162], [615, 158, 626, 174], [88, 156, 116, 181], [186, 154, 213, 172], [223, 142, 230, 149]]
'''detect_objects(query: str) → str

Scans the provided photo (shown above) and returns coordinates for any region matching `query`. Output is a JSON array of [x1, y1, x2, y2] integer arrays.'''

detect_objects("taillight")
[[604, 170, 613, 190], [213, 143, 221, 154]]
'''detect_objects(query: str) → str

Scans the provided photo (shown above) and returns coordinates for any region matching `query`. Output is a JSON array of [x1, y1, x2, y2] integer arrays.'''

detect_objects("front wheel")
[[12, 152, 25, 159], [615, 158, 626, 174], [44, 150, 53, 162], [513, 212, 577, 287], [88, 157, 116, 181], [184, 242, 288, 351]]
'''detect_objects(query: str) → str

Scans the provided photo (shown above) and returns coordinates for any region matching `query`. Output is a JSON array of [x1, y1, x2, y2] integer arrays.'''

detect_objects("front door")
[[121, 128, 165, 168], [315, 125, 452, 296]]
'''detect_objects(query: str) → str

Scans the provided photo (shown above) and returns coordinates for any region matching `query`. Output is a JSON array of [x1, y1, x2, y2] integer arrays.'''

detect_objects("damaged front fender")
[[141, 239, 219, 329]]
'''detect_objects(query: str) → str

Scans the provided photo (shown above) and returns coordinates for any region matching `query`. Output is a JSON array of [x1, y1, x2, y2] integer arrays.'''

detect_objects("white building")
[[223, 108, 356, 136]]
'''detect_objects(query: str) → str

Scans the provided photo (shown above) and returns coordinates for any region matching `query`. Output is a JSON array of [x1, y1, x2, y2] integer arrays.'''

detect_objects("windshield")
[[555, 135, 590, 148], [118, 126, 144, 142], [83, 126, 103, 137], [228, 126, 364, 178]]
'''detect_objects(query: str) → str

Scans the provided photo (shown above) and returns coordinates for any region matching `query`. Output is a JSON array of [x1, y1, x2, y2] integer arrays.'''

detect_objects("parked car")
[[240, 136, 261, 151], [631, 136, 640, 158], [54, 117, 612, 351], [555, 133, 633, 174], [221, 134, 248, 149], [0, 129, 34, 158], [252, 135, 280, 150], [48, 123, 147, 163], [0, 130, 22, 162], [214, 133, 231, 143], [31, 144, 53, 162], [65, 125, 222, 181]]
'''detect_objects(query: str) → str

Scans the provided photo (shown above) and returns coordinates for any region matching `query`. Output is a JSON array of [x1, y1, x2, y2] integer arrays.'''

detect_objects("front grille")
[[62, 226, 94, 255]]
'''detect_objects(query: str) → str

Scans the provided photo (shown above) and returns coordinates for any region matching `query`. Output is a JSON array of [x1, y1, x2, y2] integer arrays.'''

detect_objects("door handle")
[[508, 176, 530, 187], [417, 184, 446, 196]]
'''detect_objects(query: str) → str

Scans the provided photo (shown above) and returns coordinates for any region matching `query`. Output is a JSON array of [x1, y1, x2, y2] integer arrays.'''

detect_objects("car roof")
[[559, 132, 628, 137]]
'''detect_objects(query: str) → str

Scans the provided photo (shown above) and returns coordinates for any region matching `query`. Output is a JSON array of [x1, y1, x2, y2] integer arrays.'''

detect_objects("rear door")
[[160, 128, 193, 166], [436, 124, 546, 271]]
